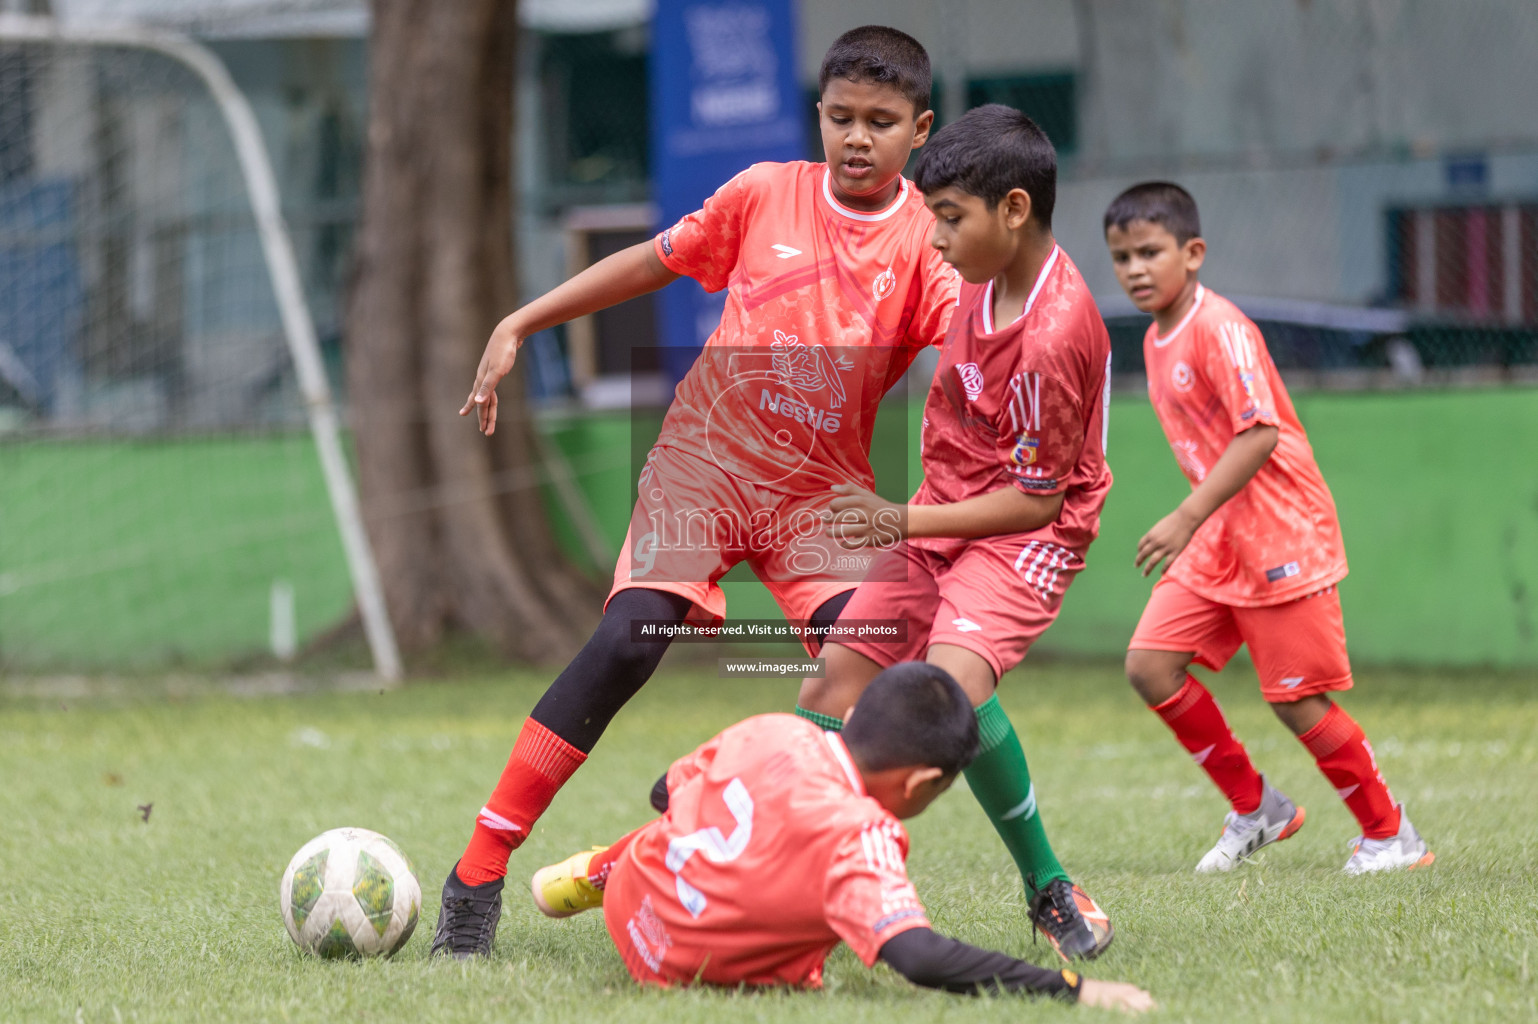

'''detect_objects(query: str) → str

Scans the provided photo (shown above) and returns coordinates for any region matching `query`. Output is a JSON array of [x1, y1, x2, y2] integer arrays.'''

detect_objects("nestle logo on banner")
[[760, 389, 842, 433]]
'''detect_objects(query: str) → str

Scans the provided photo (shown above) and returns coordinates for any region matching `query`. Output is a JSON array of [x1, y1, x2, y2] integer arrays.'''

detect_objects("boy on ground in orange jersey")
[[1103, 182, 1433, 875], [528, 661, 1152, 1012], [431, 27, 963, 958]]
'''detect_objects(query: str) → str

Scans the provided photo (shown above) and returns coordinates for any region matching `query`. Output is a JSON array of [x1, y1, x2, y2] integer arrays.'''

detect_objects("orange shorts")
[[608, 445, 862, 651], [1129, 577, 1353, 702], [835, 535, 1083, 683]]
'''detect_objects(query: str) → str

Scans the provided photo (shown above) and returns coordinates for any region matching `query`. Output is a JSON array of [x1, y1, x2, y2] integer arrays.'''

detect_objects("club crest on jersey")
[[958, 362, 984, 401], [1171, 360, 1195, 393], [872, 265, 896, 301], [1010, 432, 1040, 467]]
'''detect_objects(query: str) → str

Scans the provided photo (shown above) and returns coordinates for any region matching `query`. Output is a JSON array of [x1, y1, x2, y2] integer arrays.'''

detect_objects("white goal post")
[[0, 12, 401, 679]]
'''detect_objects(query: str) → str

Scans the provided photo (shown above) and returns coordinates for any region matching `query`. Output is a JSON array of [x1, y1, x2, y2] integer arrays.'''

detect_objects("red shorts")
[[834, 535, 1084, 682], [609, 446, 862, 651], [1129, 577, 1353, 701]]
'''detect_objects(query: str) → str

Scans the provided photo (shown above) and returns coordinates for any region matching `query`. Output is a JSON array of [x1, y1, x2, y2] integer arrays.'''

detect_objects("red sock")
[[586, 825, 645, 891], [1298, 703, 1400, 840], [457, 718, 586, 885], [1153, 675, 1264, 814]]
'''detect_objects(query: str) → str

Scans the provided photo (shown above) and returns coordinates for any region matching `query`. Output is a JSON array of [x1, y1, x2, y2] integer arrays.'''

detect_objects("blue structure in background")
[[0, 180, 81, 415], [649, 0, 803, 386]]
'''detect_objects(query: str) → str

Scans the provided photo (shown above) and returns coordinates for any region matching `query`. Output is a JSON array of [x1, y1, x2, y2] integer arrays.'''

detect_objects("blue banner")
[[649, 0, 803, 385]]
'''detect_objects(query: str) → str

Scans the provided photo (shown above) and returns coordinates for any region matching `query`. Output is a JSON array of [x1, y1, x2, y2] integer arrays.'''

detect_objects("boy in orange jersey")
[[795, 105, 1116, 961], [528, 661, 1152, 1012], [431, 27, 962, 958], [1103, 182, 1433, 875]]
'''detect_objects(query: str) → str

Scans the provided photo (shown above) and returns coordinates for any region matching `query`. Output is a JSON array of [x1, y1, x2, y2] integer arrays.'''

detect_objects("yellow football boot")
[[530, 846, 607, 918]]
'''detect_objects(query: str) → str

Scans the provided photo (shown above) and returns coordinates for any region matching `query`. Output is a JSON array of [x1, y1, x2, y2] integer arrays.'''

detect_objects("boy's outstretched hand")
[[1135, 505, 1201, 577], [823, 483, 906, 549], [460, 322, 522, 435], [1078, 979, 1156, 1014]]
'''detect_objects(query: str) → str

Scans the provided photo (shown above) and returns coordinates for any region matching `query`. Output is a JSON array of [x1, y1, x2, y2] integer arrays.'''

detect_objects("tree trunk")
[[345, 0, 599, 662]]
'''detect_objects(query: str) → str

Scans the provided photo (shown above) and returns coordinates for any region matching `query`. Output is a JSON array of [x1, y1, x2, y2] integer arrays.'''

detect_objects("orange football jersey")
[[1142, 286, 1348, 605], [602, 714, 931, 988], [653, 161, 961, 495]]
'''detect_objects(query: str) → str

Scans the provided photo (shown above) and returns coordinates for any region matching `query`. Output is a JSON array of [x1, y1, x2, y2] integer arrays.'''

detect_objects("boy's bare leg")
[[797, 642, 883, 723], [925, 643, 997, 704], [1124, 648, 1192, 706], [1268, 693, 1329, 734]]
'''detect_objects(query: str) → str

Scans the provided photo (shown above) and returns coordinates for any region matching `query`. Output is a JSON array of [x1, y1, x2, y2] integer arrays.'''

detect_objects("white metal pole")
[[0, 14, 403, 680]]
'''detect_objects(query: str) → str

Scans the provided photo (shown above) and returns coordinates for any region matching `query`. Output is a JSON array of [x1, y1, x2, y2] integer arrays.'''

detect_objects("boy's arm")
[[1136, 423, 1278, 577], [460, 241, 679, 435], [825, 482, 1063, 548], [878, 928, 1153, 1011]]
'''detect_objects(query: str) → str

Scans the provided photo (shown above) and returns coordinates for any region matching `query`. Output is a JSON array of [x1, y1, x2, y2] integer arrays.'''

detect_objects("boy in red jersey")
[[795, 105, 1116, 961], [1103, 182, 1433, 875], [431, 27, 962, 957], [528, 661, 1152, 1012]]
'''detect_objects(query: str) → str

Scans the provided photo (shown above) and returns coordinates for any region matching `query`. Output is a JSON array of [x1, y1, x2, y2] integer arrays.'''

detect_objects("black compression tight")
[[529, 588, 692, 753], [530, 586, 855, 754], [806, 589, 852, 652]]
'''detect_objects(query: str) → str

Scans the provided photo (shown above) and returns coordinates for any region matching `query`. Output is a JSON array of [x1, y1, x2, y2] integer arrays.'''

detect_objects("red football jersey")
[[1142, 285, 1348, 606], [603, 714, 931, 988], [654, 161, 961, 495], [913, 245, 1113, 556]]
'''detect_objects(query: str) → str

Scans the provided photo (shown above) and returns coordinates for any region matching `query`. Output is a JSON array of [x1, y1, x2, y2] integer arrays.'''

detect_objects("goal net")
[[0, 21, 376, 674]]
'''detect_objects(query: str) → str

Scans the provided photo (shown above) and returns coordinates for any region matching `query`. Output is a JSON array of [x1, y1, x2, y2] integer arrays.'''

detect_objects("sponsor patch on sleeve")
[[1265, 561, 1302, 583]]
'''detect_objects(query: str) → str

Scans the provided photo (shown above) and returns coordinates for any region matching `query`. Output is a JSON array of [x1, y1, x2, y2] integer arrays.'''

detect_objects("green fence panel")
[[541, 388, 1538, 669], [0, 435, 353, 670], [3, 389, 1530, 671]]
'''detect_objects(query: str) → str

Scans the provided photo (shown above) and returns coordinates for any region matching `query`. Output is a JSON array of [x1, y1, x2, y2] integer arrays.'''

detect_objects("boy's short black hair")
[[842, 662, 980, 778], [1103, 181, 1202, 244], [913, 104, 1057, 227], [818, 25, 931, 115]]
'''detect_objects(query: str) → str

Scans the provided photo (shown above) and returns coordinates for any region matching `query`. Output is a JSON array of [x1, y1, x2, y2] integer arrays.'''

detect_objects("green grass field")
[[3, 660, 1535, 1023]]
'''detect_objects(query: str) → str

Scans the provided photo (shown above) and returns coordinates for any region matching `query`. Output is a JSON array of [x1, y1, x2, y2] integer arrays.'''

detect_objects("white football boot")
[[1195, 776, 1307, 874], [1343, 805, 1435, 875]]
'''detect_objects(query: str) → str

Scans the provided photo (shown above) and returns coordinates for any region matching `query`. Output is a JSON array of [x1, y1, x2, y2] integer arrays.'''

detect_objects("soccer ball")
[[279, 827, 421, 958]]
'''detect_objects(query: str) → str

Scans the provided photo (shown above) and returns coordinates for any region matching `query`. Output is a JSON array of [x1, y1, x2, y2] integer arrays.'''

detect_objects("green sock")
[[963, 694, 1069, 898], [795, 706, 844, 732]]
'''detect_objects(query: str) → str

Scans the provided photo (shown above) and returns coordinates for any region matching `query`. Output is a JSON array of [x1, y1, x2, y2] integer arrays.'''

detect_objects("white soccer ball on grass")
[[279, 827, 421, 958]]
